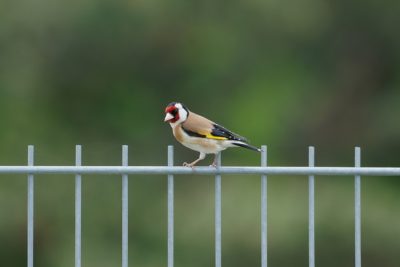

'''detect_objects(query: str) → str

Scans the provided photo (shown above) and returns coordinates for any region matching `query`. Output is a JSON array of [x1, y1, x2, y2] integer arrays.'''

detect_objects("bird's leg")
[[210, 154, 218, 168], [183, 152, 206, 168]]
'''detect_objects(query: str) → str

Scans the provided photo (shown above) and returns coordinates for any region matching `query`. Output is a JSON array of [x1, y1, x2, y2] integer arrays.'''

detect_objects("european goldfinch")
[[164, 102, 261, 167]]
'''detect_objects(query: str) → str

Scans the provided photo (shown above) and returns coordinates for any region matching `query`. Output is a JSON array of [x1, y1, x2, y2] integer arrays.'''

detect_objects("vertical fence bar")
[[122, 145, 129, 267], [355, 147, 361, 267], [215, 152, 222, 267], [168, 145, 174, 267], [308, 146, 315, 267], [27, 145, 34, 267], [261, 146, 267, 267], [75, 145, 82, 267]]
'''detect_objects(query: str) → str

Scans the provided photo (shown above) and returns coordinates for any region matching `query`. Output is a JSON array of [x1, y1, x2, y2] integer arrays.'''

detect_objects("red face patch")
[[165, 106, 176, 113], [165, 105, 180, 123]]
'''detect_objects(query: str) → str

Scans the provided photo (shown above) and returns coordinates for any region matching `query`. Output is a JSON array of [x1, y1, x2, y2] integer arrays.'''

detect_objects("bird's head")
[[164, 102, 189, 125]]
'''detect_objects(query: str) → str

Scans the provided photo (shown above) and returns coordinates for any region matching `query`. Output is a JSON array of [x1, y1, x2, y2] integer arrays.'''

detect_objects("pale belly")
[[181, 138, 227, 154], [173, 125, 233, 154]]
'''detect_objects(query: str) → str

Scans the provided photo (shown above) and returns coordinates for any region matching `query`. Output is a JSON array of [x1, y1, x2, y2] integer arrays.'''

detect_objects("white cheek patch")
[[179, 109, 188, 121]]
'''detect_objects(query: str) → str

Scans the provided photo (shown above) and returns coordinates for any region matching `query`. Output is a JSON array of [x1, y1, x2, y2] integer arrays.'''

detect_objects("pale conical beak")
[[164, 113, 174, 122]]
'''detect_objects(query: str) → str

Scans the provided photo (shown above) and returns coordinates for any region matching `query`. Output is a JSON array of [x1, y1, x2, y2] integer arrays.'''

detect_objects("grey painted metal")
[[122, 145, 128, 267], [27, 145, 34, 267], [355, 147, 361, 267], [261, 145, 267, 267], [215, 152, 222, 267], [8, 145, 399, 267], [75, 145, 82, 267], [1, 166, 400, 176], [168, 146, 174, 267], [308, 147, 315, 267]]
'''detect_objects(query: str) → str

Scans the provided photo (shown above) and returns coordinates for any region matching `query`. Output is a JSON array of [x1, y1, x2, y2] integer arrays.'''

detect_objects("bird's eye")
[[171, 109, 178, 116]]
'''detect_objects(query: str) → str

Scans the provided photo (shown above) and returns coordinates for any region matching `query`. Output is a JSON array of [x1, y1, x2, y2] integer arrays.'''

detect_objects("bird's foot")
[[209, 163, 217, 168], [183, 162, 195, 168]]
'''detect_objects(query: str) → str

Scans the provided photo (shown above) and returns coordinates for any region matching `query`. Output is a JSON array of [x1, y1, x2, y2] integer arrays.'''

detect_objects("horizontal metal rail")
[[5, 145, 400, 267], [0, 166, 399, 175]]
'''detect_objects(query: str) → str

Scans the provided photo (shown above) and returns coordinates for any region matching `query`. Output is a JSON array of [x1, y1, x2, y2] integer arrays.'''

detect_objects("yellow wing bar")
[[205, 133, 228, 140]]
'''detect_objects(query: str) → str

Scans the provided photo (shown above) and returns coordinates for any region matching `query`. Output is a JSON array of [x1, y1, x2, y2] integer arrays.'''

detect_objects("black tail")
[[233, 142, 261, 152]]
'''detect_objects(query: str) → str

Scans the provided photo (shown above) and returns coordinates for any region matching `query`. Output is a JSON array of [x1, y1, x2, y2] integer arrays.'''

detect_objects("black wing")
[[210, 124, 248, 142]]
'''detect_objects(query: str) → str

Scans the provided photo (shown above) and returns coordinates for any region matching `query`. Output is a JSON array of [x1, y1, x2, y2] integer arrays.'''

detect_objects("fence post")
[[75, 145, 82, 267], [168, 146, 174, 267], [308, 146, 315, 267], [355, 147, 361, 267], [27, 145, 34, 267], [122, 145, 129, 267], [215, 152, 222, 267], [261, 145, 267, 267]]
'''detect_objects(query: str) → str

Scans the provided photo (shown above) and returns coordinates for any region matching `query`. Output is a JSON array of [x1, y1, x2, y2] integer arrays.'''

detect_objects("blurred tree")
[[0, 0, 399, 266]]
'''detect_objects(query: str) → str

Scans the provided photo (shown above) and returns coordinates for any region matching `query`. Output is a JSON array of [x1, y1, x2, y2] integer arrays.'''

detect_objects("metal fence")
[[2, 145, 400, 267]]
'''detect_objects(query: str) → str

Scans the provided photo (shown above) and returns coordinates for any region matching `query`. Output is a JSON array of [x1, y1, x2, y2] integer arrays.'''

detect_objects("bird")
[[164, 102, 261, 167]]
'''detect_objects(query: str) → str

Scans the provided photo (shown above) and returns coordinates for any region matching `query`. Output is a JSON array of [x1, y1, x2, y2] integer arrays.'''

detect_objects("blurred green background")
[[1, 0, 400, 266]]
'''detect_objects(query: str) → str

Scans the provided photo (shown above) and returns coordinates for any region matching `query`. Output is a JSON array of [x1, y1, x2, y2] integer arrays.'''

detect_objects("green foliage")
[[0, 0, 400, 266]]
